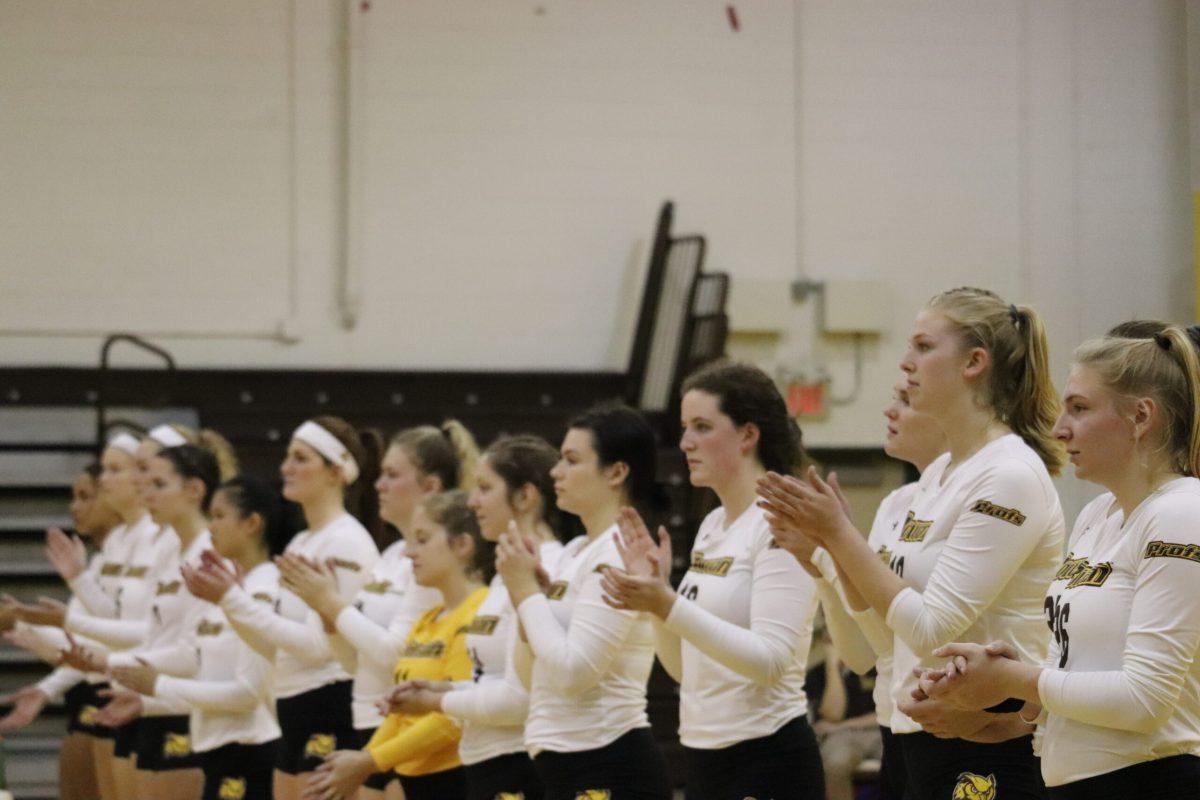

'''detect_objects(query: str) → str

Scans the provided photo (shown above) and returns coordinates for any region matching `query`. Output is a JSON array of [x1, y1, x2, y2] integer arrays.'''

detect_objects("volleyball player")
[[111, 476, 295, 800], [760, 287, 1066, 800], [303, 490, 491, 799], [279, 421, 478, 799], [385, 434, 570, 800], [778, 381, 947, 800], [0, 463, 121, 800], [599, 362, 823, 800], [919, 326, 1200, 798], [496, 402, 672, 800], [187, 416, 382, 800], [62, 444, 228, 799]]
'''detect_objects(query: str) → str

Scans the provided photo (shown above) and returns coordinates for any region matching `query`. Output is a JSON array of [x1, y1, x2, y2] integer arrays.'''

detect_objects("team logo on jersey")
[[1054, 553, 1113, 589], [951, 772, 996, 800], [329, 558, 361, 572], [155, 580, 182, 596], [462, 615, 499, 636], [217, 777, 247, 800], [403, 641, 446, 658], [574, 791, 611, 800], [689, 553, 734, 577], [100, 562, 123, 576], [124, 565, 149, 578], [545, 581, 569, 600], [363, 579, 393, 594], [899, 511, 933, 543], [78, 704, 99, 726], [1145, 540, 1200, 564], [252, 591, 274, 604], [162, 732, 191, 758], [196, 619, 223, 636], [304, 733, 336, 758], [969, 500, 1026, 527]]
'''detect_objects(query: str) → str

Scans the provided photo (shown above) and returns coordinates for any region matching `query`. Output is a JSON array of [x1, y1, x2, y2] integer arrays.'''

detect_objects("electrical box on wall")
[[820, 280, 888, 335]]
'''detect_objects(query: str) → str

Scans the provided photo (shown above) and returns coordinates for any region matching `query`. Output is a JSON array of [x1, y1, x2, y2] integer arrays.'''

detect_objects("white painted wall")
[[0, 1, 1193, 513], [0, 0, 796, 370]]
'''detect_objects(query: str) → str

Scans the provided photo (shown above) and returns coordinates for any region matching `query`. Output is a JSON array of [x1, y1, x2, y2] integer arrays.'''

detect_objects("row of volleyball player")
[[5, 285, 1200, 800]]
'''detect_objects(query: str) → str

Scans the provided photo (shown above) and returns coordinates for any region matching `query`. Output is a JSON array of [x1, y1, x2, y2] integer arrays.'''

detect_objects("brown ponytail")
[[927, 288, 1066, 475]]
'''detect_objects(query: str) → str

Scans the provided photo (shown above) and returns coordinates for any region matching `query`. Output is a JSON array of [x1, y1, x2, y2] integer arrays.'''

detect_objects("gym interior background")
[[1, 1, 1198, 796]]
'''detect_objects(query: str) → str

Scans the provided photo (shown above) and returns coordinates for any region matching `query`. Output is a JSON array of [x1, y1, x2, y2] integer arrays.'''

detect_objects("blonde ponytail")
[[440, 420, 481, 490], [1075, 326, 1200, 477], [392, 420, 482, 491], [1007, 306, 1066, 476], [195, 428, 240, 482], [927, 288, 1066, 475]]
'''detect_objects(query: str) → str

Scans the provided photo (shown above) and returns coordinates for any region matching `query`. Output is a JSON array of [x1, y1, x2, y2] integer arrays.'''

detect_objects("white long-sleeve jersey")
[[334, 538, 440, 729], [155, 562, 282, 753], [220, 512, 379, 699], [1037, 479, 1200, 785], [883, 434, 1064, 733], [658, 504, 816, 749], [813, 482, 919, 727], [67, 512, 157, 620], [64, 516, 178, 652], [518, 528, 655, 754], [442, 540, 565, 765], [108, 530, 214, 718]]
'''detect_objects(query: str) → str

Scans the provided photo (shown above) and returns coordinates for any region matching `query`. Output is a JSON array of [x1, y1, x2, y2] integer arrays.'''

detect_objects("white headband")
[[148, 424, 188, 448], [106, 432, 141, 457], [293, 421, 360, 484]]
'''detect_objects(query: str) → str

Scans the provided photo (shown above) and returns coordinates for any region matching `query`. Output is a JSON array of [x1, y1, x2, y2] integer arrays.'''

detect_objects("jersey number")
[[679, 583, 699, 602], [889, 555, 905, 578], [1044, 595, 1070, 668]]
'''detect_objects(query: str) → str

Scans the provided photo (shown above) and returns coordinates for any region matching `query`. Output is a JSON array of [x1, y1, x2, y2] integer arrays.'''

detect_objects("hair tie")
[[1008, 304, 1021, 327], [1154, 331, 1172, 351]]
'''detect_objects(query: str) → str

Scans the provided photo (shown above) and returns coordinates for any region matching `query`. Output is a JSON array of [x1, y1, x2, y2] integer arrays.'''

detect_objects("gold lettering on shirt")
[[363, 580, 392, 594], [329, 558, 361, 572], [689, 553, 734, 577], [462, 615, 499, 636], [877, 545, 893, 564], [970, 500, 1027, 527], [124, 565, 149, 578], [1144, 540, 1200, 564], [304, 733, 335, 758], [403, 641, 446, 658], [100, 562, 123, 576], [155, 580, 181, 596], [545, 581, 568, 600], [899, 511, 934, 543], [196, 620, 223, 636], [1053, 553, 1113, 588], [252, 592, 274, 604]]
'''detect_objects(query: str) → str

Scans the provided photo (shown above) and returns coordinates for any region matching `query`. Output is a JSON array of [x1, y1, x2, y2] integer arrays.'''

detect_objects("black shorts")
[[352, 726, 401, 791], [135, 715, 200, 771], [464, 750, 544, 800], [113, 719, 140, 759], [64, 680, 114, 739], [200, 740, 279, 800], [878, 725, 907, 800], [682, 716, 824, 800], [275, 680, 356, 775], [899, 730, 1046, 800], [1047, 754, 1200, 800], [399, 766, 467, 800], [534, 727, 672, 800]]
